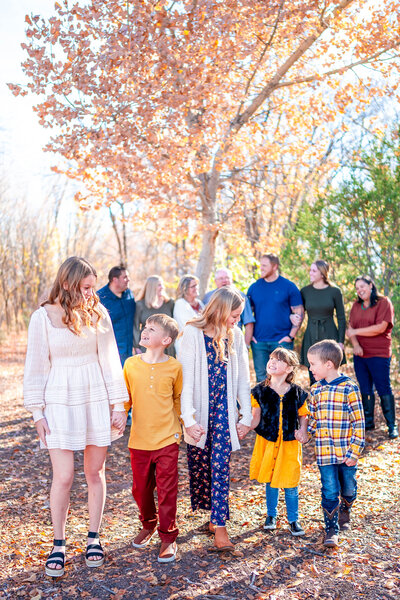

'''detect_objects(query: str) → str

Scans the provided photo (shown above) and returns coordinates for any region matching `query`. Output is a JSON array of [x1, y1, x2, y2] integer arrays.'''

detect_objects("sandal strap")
[[46, 551, 65, 567], [53, 539, 66, 546], [86, 542, 104, 559], [88, 531, 99, 539]]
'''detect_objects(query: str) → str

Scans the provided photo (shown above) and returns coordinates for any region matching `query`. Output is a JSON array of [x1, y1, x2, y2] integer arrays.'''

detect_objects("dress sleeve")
[[333, 287, 346, 343], [97, 309, 129, 408], [23, 309, 51, 422]]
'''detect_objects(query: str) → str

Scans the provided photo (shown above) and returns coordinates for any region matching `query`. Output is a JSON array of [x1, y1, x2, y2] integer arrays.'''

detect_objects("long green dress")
[[300, 285, 346, 367]]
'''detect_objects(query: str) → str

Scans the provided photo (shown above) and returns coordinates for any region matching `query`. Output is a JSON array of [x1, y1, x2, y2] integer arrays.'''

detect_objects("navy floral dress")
[[187, 334, 232, 526]]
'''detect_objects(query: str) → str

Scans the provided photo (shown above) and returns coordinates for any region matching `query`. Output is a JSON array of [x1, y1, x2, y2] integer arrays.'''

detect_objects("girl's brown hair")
[[264, 347, 300, 386], [187, 286, 244, 362], [42, 256, 102, 335]]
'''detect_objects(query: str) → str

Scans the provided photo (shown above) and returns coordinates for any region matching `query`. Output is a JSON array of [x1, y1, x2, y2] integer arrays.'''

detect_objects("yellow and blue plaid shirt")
[[308, 375, 365, 466]]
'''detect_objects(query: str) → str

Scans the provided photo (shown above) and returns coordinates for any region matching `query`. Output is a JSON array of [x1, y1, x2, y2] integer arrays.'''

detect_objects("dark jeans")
[[251, 340, 293, 382], [353, 355, 392, 396], [319, 463, 357, 514]]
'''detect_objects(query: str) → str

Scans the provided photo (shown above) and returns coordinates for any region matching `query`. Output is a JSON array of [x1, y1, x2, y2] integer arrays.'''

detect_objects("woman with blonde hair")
[[23, 257, 128, 577], [133, 275, 175, 355], [300, 260, 346, 384], [173, 275, 204, 353], [179, 287, 252, 551]]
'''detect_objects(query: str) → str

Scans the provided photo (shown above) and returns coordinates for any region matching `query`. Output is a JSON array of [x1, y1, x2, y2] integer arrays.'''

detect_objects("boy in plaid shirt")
[[307, 340, 365, 548]]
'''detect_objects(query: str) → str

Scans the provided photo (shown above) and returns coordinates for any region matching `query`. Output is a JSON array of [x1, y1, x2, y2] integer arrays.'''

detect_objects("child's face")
[[140, 321, 171, 349], [308, 354, 331, 381], [79, 274, 97, 303], [267, 355, 293, 378], [226, 305, 244, 329]]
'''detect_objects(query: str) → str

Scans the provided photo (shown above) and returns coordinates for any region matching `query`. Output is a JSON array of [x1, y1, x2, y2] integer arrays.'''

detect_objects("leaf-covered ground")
[[1, 335, 400, 600]]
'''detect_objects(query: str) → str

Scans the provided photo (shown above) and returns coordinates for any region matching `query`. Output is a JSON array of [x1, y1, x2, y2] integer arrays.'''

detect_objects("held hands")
[[186, 423, 205, 443], [294, 429, 309, 444], [35, 417, 50, 446], [236, 423, 251, 440], [111, 410, 127, 435]]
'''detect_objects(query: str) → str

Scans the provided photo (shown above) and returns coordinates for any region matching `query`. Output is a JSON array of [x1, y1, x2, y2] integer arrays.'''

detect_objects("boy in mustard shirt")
[[123, 314, 182, 563]]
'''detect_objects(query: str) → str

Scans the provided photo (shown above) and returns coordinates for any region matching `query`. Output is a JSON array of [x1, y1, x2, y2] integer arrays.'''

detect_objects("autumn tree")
[[11, 0, 400, 291]]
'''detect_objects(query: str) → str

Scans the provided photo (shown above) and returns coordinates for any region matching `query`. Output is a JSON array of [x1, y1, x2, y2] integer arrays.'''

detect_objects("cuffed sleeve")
[[23, 309, 51, 420], [179, 327, 197, 427], [236, 331, 252, 426]]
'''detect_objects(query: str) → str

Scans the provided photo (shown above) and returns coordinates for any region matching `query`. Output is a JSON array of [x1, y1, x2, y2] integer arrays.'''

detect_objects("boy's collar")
[[319, 374, 350, 386]]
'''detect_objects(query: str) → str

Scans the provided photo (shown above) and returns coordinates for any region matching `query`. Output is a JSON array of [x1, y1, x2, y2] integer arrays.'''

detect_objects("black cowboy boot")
[[361, 394, 375, 430], [380, 394, 399, 439], [323, 505, 339, 547], [338, 498, 354, 531]]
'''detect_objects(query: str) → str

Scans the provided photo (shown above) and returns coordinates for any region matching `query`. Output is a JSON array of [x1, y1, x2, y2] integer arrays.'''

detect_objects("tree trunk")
[[195, 170, 220, 295]]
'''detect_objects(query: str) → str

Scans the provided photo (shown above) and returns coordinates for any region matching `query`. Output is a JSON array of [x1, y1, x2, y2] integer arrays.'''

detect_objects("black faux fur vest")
[[252, 383, 307, 442]]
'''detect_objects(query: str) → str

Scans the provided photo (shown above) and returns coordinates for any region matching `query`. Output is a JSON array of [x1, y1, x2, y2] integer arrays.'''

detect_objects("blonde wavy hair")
[[187, 286, 244, 362], [42, 256, 102, 335], [138, 275, 170, 309]]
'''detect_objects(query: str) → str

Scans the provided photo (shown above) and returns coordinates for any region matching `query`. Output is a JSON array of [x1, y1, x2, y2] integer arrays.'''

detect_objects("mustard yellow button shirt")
[[123, 355, 182, 450]]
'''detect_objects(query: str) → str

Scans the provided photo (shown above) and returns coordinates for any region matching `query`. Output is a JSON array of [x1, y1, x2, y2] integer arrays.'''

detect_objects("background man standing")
[[203, 267, 255, 345], [98, 266, 136, 367], [247, 254, 303, 382]]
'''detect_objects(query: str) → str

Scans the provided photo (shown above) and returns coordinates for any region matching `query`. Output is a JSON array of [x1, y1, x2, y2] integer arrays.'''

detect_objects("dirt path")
[[1, 335, 400, 600]]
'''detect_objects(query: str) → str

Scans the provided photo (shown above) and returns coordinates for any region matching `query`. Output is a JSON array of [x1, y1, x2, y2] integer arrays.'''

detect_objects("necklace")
[[361, 303, 370, 311]]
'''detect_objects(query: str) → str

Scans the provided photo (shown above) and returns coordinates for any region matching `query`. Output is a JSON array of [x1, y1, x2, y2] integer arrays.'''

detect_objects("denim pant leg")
[[338, 464, 357, 505], [353, 355, 374, 395], [284, 487, 299, 523], [251, 342, 271, 382], [265, 483, 279, 517], [319, 465, 340, 532], [368, 357, 393, 396]]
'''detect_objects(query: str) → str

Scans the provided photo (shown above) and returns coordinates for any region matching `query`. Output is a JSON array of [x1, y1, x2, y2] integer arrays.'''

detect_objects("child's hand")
[[344, 457, 358, 466], [186, 423, 205, 443], [111, 410, 127, 434], [236, 423, 251, 440], [35, 418, 50, 446], [294, 429, 309, 444]]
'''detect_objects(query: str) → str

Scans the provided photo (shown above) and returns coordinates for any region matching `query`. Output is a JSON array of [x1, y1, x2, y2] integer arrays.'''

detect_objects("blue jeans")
[[353, 355, 392, 396], [251, 341, 293, 382], [266, 483, 299, 523], [319, 462, 357, 513]]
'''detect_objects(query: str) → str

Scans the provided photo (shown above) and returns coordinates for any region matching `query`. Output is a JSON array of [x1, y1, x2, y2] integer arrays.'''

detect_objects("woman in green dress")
[[300, 260, 346, 384]]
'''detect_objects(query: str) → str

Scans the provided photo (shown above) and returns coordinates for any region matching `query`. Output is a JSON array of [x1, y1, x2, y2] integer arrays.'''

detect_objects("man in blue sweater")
[[247, 254, 303, 382], [97, 266, 136, 367]]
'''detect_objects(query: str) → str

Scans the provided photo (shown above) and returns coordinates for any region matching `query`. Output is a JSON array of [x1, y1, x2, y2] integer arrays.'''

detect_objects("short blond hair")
[[308, 340, 343, 369], [146, 314, 179, 346]]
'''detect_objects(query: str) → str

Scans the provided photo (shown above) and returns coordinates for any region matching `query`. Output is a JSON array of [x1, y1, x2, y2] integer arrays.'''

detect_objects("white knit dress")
[[23, 306, 129, 451]]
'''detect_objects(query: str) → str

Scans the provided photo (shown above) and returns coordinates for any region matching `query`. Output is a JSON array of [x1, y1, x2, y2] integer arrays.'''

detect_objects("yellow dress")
[[249, 394, 309, 488]]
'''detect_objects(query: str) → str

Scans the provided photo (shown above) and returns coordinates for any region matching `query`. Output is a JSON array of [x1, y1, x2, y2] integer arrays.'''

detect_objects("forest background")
[[2, 0, 400, 358]]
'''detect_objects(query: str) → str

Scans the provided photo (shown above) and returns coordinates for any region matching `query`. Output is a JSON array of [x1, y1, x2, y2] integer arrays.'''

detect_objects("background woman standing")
[[133, 275, 175, 356], [300, 260, 346, 384], [347, 275, 398, 439]]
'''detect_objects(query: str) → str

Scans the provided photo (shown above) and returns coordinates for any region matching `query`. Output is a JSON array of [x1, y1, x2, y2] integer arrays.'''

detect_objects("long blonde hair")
[[313, 260, 331, 285], [42, 256, 102, 335], [138, 275, 170, 309], [187, 286, 244, 361]]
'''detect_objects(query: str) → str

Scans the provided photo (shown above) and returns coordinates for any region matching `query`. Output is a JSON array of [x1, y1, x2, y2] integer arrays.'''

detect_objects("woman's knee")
[[84, 464, 105, 486]]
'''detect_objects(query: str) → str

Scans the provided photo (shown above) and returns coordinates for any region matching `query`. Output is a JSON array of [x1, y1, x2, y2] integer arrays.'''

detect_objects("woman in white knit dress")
[[23, 257, 128, 577]]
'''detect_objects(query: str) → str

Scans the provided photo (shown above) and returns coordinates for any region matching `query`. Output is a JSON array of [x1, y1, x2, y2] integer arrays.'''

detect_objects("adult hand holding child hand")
[[186, 423, 205, 443], [236, 423, 251, 440]]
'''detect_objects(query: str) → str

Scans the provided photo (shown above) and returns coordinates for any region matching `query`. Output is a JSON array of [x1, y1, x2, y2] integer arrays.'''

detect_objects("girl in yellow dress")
[[250, 348, 309, 536]]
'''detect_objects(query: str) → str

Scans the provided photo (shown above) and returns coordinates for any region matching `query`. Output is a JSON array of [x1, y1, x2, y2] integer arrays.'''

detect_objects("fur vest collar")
[[252, 383, 307, 442]]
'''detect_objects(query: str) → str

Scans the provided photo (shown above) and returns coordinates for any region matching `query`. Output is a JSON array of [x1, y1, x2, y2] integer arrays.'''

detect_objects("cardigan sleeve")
[[179, 326, 198, 427], [235, 329, 252, 426], [173, 298, 194, 331], [23, 309, 51, 422], [97, 308, 129, 409]]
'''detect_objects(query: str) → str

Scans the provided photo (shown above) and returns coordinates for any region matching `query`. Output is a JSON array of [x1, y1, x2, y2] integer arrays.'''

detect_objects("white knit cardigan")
[[178, 324, 252, 451]]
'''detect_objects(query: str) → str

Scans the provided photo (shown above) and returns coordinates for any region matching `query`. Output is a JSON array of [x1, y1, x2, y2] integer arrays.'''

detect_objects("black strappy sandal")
[[45, 539, 66, 577], [85, 531, 105, 568]]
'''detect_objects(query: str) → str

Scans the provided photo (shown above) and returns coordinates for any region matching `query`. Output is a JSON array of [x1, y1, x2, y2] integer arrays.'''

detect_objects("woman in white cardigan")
[[178, 287, 252, 550]]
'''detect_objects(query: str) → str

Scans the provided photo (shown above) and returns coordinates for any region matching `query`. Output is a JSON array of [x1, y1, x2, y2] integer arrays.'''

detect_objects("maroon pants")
[[129, 443, 179, 543]]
